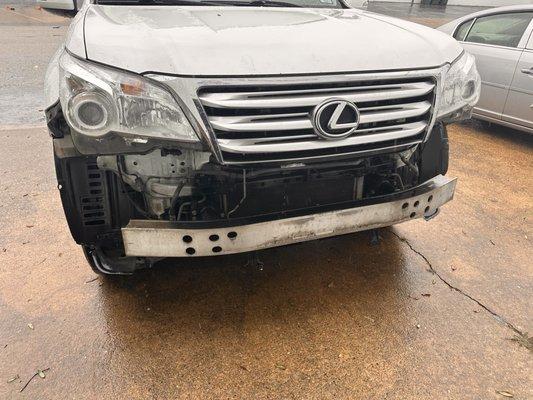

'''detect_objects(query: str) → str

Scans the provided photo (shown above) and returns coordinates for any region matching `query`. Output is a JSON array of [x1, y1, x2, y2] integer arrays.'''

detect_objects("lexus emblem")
[[311, 99, 360, 140]]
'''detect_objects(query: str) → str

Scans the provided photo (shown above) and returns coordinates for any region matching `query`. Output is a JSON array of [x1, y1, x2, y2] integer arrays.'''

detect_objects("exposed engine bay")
[[96, 146, 421, 222], [50, 111, 450, 274]]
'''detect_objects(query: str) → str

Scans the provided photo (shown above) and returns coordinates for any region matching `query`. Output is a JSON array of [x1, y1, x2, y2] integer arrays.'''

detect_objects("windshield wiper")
[[98, 0, 302, 5], [235, 0, 303, 7], [98, 0, 234, 6]]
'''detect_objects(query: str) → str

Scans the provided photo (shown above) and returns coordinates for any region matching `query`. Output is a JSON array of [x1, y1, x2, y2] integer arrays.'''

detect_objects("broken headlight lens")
[[58, 51, 198, 142], [437, 52, 481, 119]]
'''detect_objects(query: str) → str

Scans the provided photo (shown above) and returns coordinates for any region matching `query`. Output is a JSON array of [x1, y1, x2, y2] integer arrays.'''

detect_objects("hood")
[[73, 5, 462, 76]]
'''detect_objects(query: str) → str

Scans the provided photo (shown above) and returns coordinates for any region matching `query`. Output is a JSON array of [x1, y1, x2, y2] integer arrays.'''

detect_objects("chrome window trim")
[[460, 41, 526, 52], [464, 17, 476, 42], [149, 67, 444, 165], [525, 18, 533, 50]]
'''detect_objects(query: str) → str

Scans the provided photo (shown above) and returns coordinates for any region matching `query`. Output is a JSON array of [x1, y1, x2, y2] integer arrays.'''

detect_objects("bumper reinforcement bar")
[[122, 175, 456, 257]]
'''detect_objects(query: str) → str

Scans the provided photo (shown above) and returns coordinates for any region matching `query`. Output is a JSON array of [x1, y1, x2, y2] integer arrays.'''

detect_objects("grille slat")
[[218, 121, 427, 154], [209, 100, 431, 132], [198, 76, 436, 164], [200, 81, 434, 109]]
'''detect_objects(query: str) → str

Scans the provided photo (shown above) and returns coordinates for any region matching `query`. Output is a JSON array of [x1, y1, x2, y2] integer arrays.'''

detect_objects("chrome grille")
[[198, 77, 436, 164]]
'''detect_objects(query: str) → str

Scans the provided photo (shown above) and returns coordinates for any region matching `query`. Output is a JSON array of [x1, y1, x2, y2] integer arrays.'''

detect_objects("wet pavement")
[[1, 2, 532, 400], [0, 4, 69, 126]]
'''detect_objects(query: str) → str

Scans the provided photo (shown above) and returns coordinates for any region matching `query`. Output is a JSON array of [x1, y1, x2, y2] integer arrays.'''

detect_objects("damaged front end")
[[45, 50, 469, 274], [49, 113, 453, 273]]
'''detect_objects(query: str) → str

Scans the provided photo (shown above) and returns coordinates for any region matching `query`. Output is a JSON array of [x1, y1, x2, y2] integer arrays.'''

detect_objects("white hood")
[[71, 5, 462, 76]]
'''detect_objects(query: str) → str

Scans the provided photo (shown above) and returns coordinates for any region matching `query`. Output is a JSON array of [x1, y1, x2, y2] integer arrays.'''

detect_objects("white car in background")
[[439, 5, 533, 134]]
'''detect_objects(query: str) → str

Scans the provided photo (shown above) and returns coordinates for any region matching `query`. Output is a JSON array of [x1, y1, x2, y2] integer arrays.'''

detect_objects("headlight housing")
[[58, 50, 198, 142], [437, 52, 481, 119]]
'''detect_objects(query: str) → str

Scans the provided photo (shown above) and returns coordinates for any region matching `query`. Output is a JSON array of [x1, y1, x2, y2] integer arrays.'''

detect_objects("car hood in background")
[[73, 5, 462, 76]]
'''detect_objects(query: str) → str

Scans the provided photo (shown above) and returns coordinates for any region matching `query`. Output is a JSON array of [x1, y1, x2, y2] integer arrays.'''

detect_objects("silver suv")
[[44, 0, 480, 274]]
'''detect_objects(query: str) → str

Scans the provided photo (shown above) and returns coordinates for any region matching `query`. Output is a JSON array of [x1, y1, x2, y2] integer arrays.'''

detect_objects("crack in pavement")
[[391, 231, 525, 337]]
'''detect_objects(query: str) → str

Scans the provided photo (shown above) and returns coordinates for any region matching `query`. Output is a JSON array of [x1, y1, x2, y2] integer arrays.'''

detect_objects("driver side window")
[[463, 12, 533, 48]]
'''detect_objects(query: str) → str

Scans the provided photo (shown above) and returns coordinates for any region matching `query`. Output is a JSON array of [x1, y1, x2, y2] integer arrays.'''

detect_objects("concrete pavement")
[[1, 122, 531, 399], [0, 3, 531, 399], [0, 4, 69, 126]]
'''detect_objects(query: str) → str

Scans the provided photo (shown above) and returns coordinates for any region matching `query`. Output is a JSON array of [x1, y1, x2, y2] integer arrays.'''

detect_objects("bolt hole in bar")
[[212, 246, 222, 253], [186, 247, 196, 255], [209, 234, 219, 242], [183, 235, 193, 243], [227, 231, 238, 239]]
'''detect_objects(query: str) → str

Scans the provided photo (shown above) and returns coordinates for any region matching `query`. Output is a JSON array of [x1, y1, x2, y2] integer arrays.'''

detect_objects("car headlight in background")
[[437, 52, 481, 119], [58, 50, 198, 142]]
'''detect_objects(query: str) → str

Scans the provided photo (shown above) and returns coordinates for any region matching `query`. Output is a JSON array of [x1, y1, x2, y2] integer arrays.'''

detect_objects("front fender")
[[44, 5, 87, 109], [44, 47, 63, 110]]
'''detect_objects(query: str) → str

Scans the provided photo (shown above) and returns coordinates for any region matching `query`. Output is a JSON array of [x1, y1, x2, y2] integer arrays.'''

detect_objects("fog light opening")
[[462, 80, 476, 100]]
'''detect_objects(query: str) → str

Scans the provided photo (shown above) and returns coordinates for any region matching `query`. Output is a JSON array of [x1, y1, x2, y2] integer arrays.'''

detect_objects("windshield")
[[95, 0, 345, 8]]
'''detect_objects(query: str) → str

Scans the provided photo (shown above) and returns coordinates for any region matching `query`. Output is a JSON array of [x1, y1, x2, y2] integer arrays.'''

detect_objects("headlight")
[[437, 52, 481, 119], [58, 50, 198, 142]]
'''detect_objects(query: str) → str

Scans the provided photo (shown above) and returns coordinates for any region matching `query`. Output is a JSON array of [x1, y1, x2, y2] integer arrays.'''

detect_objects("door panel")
[[463, 42, 521, 120], [503, 49, 533, 129]]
